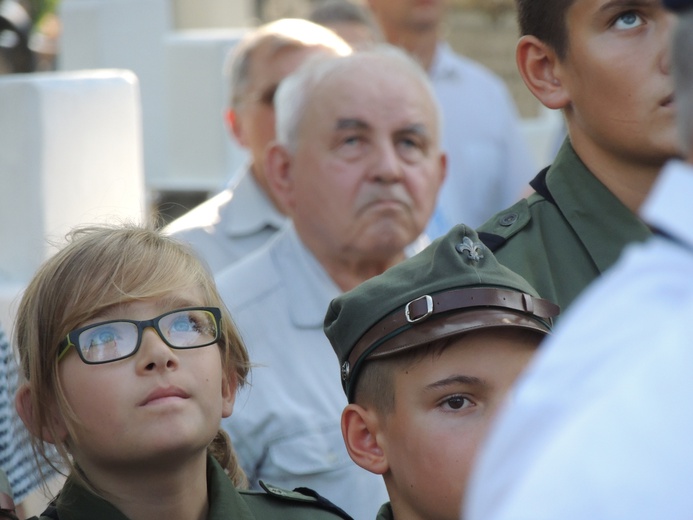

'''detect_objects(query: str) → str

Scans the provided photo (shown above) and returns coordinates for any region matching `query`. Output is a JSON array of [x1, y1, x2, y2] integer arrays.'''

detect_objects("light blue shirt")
[[216, 224, 388, 520], [427, 42, 537, 236], [165, 167, 287, 274]]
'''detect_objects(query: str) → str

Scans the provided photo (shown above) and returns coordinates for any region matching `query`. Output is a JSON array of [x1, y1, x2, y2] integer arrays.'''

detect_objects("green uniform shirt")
[[32, 456, 351, 520], [375, 502, 393, 520], [477, 139, 652, 314]]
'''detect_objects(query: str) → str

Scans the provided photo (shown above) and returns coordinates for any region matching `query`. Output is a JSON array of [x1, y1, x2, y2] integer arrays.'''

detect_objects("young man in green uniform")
[[477, 0, 680, 313], [323, 224, 559, 520]]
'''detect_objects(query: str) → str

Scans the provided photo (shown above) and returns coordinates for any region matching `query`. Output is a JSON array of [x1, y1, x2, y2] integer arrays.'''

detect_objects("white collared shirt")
[[164, 167, 287, 274], [216, 224, 389, 520], [426, 42, 537, 236], [465, 160, 693, 520]]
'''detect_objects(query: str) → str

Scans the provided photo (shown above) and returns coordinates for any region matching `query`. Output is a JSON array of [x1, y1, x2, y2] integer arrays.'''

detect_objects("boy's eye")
[[613, 11, 644, 30], [440, 395, 474, 411]]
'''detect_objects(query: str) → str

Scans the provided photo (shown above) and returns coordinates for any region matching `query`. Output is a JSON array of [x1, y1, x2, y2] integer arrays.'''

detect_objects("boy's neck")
[[569, 132, 664, 214], [382, 26, 439, 72], [80, 452, 210, 520]]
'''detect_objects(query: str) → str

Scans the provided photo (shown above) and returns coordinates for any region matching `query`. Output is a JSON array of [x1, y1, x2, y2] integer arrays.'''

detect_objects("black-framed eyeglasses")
[[58, 307, 222, 365]]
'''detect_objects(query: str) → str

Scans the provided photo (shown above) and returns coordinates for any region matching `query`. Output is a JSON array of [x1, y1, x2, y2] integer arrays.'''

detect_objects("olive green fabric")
[[324, 224, 554, 400], [375, 502, 394, 520], [478, 139, 651, 315], [33, 456, 351, 520]]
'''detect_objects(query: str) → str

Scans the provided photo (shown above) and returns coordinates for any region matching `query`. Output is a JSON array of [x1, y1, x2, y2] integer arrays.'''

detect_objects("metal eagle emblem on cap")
[[455, 236, 483, 264]]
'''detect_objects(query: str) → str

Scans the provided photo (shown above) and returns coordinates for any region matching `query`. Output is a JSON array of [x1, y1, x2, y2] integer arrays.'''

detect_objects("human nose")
[[136, 326, 179, 372], [659, 13, 677, 75], [369, 141, 404, 184]]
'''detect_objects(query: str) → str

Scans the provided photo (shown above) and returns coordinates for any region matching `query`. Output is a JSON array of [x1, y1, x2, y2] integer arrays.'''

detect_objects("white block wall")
[[57, 0, 172, 184], [163, 29, 248, 192], [0, 69, 146, 332]]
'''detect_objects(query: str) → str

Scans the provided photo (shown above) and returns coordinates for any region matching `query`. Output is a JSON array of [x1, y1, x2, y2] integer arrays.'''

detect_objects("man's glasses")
[[58, 307, 222, 365]]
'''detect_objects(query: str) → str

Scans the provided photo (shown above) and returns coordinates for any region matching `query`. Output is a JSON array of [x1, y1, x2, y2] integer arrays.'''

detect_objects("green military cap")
[[324, 224, 560, 402]]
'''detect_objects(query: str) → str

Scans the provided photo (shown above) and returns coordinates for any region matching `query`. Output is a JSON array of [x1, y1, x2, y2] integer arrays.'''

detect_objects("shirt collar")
[[222, 168, 286, 237], [545, 139, 652, 272], [429, 41, 461, 81], [270, 224, 342, 329], [270, 226, 427, 329], [53, 456, 254, 520]]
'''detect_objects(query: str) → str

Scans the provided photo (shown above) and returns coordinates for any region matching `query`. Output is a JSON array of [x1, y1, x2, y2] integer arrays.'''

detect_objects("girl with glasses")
[[13, 225, 351, 520]]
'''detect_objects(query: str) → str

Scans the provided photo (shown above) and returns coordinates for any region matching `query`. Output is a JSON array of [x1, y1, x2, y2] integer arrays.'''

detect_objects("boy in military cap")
[[477, 0, 679, 314], [324, 224, 559, 520]]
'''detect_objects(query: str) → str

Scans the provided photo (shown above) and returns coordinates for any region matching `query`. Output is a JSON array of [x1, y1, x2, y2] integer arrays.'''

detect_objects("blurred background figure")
[[308, 0, 382, 48], [366, 0, 537, 236], [164, 19, 351, 274], [0, 324, 56, 519]]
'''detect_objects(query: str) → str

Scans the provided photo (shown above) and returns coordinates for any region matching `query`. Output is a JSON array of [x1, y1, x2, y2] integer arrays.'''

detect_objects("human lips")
[[139, 386, 190, 406], [360, 186, 412, 212], [660, 93, 675, 108]]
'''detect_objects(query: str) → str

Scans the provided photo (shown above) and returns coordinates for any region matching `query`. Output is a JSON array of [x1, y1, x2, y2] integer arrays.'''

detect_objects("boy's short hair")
[[516, 0, 576, 59], [355, 329, 544, 415], [324, 225, 560, 403]]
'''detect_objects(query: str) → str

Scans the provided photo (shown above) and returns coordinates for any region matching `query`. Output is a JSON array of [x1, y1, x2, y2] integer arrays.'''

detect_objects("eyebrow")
[[335, 118, 370, 131], [96, 295, 202, 320], [335, 119, 431, 137], [598, 0, 656, 15], [396, 123, 431, 138], [425, 375, 489, 392], [157, 294, 203, 310]]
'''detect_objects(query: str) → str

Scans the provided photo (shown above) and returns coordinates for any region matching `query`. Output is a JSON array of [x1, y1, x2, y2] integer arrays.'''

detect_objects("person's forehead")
[[395, 329, 539, 382], [307, 59, 437, 128], [248, 42, 323, 84], [567, 0, 664, 19]]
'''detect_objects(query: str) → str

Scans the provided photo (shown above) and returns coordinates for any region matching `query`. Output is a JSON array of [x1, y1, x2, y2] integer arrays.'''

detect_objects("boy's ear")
[[15, 383, 68, 444], [341, 404, 389, 475], [264, 142, 295, 214], [516, 35, 570, 110]]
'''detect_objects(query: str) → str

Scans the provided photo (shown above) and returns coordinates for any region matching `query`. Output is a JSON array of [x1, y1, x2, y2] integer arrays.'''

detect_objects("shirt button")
[[499, 213, 518, 226]]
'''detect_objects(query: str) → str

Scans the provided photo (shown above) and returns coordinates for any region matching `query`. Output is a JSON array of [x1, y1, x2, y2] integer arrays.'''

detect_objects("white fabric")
[[165, 167, 287, 274], [465, 160, 693, 520], [217, 224, 388, 520], [426, 43, 537, 236]]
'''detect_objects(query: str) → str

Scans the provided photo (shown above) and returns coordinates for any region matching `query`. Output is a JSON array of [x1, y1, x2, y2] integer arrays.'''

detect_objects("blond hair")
[[15, 224, 250, 490]]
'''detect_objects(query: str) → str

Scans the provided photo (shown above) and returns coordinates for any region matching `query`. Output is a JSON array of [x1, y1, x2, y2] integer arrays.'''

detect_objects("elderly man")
[[216, 45, 446, 519], [367, 0, 536, 236], [165, 19, 350, 273], [465, 1, 693, 519]]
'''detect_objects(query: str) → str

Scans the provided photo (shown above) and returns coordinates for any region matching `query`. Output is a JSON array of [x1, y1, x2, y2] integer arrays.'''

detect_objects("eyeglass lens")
[[77, 309, 218, 363]]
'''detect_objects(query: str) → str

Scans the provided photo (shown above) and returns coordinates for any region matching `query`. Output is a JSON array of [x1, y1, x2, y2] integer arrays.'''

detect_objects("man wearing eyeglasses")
[[165, 19, 351, 274]]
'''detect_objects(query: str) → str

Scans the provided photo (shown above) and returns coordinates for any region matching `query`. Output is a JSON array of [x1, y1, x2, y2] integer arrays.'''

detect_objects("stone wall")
[[257, 0, 541, 118]]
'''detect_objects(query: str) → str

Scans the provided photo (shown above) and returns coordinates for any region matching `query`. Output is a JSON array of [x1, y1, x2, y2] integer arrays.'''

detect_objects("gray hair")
[[274, 43, 442, 153], [223, 18, 351, 109], [672, 11, 693, 156]]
